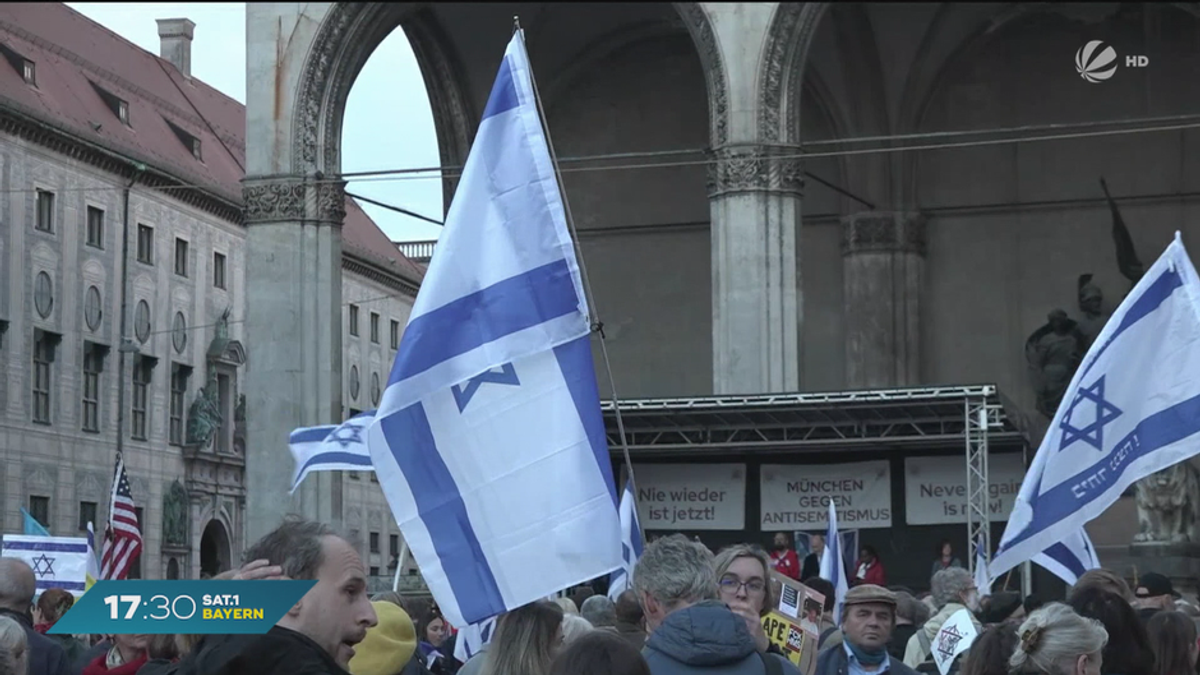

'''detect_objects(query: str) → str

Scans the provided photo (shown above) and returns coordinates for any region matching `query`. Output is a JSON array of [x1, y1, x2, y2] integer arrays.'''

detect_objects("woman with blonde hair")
[[713, 543, 793, 665], [482, 601, 564, 675], [1010, 603, 1108, 675]]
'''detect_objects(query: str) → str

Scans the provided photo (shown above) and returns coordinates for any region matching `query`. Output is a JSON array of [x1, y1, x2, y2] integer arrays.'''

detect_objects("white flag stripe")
[[992, 233, 1200, 579], [368, 29, 621, 627]]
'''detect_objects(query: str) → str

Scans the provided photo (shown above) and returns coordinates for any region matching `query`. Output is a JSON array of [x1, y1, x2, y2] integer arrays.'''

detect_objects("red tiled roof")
[[0, 2, 424, 285]]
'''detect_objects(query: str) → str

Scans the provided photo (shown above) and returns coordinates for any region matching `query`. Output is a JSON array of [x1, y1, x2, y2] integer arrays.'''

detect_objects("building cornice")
[[342, 251, 421, 299]]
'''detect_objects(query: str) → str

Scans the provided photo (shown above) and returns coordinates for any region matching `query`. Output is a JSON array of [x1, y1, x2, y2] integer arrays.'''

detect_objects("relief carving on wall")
[[706, 146, 804, 197]]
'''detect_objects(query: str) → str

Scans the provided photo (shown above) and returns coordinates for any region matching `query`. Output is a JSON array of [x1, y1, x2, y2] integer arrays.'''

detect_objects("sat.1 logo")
[[1075, 40, 1150, 83]]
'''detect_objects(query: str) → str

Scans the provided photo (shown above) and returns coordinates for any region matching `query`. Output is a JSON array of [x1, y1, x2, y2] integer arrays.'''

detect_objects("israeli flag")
[[288, 409, 376, 492], [973, 535, 992, 595], [366, 29, 621, 627], [1, 535, 89, 596], [607, 479, 644, 601], [453, 615, 498, 664], [819, 501, 849, 623], [991, 233, 1200, 579], [1030, 528, 1100, 586]]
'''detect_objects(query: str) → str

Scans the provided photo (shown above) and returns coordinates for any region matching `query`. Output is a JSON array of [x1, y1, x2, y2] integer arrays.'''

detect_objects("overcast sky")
[[66, 3, 444, 242]]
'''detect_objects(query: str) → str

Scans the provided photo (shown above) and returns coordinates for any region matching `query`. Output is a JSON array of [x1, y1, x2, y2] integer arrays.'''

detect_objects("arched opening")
[[166, 557, 180, 580], [200, 520, 232, 577], [320, 3, 722, 398]]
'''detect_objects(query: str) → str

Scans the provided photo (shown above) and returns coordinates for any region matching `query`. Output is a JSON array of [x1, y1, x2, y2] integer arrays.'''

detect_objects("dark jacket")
[[135, 659, 175, 675], [815, 644, 921, 675], [801, 553, 821, 582], [211, 626, 347, 675], [616, 620, 647, 649], [162, 634, 258, 675], [641, 601, 800, 675], [0, 608, 71, 675], [77, 640, 111, 674], [887, 624, 918, 661]]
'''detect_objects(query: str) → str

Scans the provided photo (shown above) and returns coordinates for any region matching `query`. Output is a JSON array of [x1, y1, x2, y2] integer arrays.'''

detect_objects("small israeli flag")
[[288, 409, 376, 493], [453, 615, 499, 663], [973, 535, 992, 595], [367, 29, 621, 626], [607, 478, 644, 601], [819, 501, 849, 623], [992, 233, 1200, 579]]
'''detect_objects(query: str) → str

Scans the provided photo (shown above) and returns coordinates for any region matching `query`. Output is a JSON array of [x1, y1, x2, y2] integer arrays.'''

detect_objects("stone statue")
[[234, 394, 246, 422], [1024, 309, 1089, 419], [186, 367, 223, 446], [215, 306, 232, 340], [1075, 274, 1107, 348], [162, 481, 188, 546], [1134, 460, 1200, 544]]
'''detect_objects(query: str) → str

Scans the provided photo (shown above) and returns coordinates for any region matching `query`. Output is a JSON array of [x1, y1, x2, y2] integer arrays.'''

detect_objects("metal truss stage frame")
[[600, 384, 1032, 575]]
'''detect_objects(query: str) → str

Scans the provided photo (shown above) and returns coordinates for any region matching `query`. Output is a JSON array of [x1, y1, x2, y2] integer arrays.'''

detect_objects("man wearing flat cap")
[[814, 585, 918, 675]]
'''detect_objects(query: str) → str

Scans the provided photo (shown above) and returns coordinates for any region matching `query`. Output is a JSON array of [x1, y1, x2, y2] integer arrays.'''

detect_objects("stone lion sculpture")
[[1134, 460, 1200, 544]]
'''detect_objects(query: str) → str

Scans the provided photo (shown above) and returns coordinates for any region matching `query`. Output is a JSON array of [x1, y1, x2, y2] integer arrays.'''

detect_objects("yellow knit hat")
[[348, 601, 418, 675]]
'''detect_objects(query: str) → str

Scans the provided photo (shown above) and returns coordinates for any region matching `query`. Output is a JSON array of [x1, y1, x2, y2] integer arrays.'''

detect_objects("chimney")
[[156, 18, 195, 78]]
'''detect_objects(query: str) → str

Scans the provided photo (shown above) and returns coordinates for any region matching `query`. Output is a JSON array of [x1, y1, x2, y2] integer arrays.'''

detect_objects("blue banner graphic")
[[49, 580, 315, 634]]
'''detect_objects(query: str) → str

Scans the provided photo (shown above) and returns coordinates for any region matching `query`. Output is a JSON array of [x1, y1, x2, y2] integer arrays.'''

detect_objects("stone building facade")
[[0, 3, 422, 580], [245, 3, 1200, 558]]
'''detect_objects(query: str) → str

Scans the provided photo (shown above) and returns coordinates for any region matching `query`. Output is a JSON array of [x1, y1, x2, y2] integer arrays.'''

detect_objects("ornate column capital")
[[706, 145, 804, 198], [840, 211, 927, 257], [242, 175, 346, 226]]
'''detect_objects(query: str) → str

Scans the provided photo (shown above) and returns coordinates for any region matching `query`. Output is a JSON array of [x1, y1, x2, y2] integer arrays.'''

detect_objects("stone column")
[[841, 211, 926, 388], [242, 176, 346, 544], [709, 145, 804, 394]]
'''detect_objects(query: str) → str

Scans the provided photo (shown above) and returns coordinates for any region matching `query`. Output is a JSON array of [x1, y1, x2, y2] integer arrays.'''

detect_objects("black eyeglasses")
[[719, 575, 766, 595]]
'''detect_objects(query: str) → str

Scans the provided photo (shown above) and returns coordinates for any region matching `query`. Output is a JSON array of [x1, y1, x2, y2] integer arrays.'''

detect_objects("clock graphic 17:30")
[[104, 594, 198, 621]]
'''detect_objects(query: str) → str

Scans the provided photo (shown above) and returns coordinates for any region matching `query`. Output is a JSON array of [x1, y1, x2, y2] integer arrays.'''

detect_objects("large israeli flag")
[[366, 29, 621, 627], [991, 233, 1200, 579], [819, 501, 849, 623], [1030, 528, 1100, 586], [288, 409, 376, 492], [607, 479, 644, 601], [1, 535, 89, 596]]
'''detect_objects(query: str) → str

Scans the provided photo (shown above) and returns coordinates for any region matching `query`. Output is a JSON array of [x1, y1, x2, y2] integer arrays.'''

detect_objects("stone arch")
[[290, 2, 731, 180], [757, 2, 830, 145], [200, 519, 232, 577]]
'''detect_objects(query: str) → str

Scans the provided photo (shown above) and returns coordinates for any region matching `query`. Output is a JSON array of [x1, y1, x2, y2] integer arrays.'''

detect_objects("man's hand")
[[214, 559, 286, 581]]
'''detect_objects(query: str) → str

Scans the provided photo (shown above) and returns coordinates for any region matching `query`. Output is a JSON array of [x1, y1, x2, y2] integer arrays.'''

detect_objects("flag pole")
[[517, 21, 641, 530], [392, 540, 409, 592]]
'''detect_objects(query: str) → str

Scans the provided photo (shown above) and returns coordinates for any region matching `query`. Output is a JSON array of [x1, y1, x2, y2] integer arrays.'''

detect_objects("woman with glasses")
[[713, 545, 778, 655]]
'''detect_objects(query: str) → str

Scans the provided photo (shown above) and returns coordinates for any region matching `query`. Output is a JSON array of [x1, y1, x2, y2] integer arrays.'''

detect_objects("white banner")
[[1, 535, 89, 597], [624, 464, 746, 530], [760, 462, 893, 529], [904, 454, 1024, 525]]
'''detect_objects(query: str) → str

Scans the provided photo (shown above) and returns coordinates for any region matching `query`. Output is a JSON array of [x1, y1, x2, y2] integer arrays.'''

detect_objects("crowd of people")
[[0, 520, 1196, 675]]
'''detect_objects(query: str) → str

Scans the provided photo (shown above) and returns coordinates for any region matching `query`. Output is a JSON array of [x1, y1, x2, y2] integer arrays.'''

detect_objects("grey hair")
[[560, 613, 593, 645], [1010, 603, 1107, 674], [580, 595, 616, 628], [242, 515, 337, 580], [713, 544, 777, 616], [931, 567, 974, 609], [0, 560, 35, 609], [0, 616, 26, 674], [632, 534, 718, 612], [895, 591, 931, 625]]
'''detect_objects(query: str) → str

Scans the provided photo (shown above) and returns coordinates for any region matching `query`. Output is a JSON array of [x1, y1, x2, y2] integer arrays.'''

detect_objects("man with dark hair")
[[0, 558, 71, 675], [614, 590, 647, 648], [172, 516, 377, 675]]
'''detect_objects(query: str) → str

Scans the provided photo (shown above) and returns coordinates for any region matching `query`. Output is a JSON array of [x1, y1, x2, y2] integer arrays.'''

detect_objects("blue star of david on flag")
[[452, 363, 520, 413], [1058, 375, 1123, 452], [329, 422, 365, 448]]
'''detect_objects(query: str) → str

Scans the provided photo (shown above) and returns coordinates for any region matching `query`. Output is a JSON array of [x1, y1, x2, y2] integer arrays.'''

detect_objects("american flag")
[[101, 453, 142, 580]]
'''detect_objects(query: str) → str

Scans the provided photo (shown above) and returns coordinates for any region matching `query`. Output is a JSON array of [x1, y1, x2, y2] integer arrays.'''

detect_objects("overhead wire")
[[0, 112, 1198, 198]]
